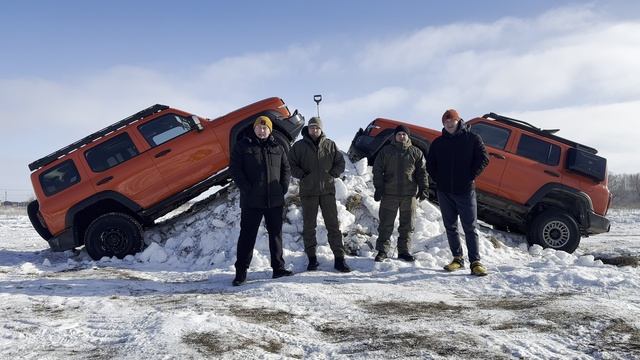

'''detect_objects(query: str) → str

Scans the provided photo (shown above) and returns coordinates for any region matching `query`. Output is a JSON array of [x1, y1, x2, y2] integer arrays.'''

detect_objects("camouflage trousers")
[[301, 194, 346, 258], [376, 195, 416, 254]]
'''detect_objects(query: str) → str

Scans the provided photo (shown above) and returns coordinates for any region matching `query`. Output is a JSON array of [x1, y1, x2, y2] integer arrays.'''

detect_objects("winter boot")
[[444, 257, 464, 272], [398, 253, 416, 262], [272, 268, 294, 279], [374, 251, 388, 262], [232, 268, 247, 286], [334, 257, 352, 273], [470, 261, 488, 276], [307, 256, 320, 271]]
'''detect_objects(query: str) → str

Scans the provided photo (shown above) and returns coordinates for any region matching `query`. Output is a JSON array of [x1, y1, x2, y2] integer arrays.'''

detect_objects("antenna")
[[313, 94, 322, 117]]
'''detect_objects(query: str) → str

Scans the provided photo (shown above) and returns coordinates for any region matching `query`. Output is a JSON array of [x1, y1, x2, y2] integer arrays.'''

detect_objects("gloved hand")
[[374, 189, 382, 202]]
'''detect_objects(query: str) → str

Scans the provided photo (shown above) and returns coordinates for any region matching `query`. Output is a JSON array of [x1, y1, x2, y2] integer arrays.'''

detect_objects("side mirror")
[[190, 115, 204, 132]]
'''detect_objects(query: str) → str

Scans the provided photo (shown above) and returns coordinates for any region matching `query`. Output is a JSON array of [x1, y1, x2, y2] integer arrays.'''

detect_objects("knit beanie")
[[442, 109, 461, 123], [308, 117, 323, 130], [394, 125, 411, 136], [254, 115, 273, 132]]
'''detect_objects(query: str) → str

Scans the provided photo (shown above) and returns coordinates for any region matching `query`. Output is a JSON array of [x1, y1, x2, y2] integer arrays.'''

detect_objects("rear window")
[[138, 114, 192, 147], [85, 133, 139, 172], [40, 160, 80, 196], [516, 134, 560, 166], [470, 123, 510, 150]]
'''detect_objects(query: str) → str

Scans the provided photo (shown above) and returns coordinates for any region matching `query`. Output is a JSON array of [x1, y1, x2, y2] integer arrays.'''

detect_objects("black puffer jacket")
[[230, 133, 291, 208], [289, 127, 345, 196], [426, 120, 489, 194]]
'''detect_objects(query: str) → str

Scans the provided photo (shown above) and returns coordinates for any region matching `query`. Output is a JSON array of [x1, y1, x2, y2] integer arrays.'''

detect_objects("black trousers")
[[235, 206, 285, 271]]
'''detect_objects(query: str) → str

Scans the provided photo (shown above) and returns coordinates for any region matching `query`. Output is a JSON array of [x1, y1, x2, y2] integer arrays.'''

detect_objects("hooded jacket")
[[230, 133, 291, 208], [426, 120, 489, 194], [289, 126, 345, 196], [373, 138, 428, 197]]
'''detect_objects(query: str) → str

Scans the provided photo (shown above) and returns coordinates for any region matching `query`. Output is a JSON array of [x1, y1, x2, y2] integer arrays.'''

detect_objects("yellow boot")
[[470, 261, 488, 276], [444, 257, 464, 272]]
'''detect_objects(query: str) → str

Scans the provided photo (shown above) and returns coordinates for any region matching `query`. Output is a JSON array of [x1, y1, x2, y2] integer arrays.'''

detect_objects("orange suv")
[[349, 112, 611, 253], [28, 97, 304, 260]]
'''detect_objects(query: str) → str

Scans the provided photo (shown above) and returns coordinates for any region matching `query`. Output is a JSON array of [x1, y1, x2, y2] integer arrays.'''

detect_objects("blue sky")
[[2, 1, 640, 201]]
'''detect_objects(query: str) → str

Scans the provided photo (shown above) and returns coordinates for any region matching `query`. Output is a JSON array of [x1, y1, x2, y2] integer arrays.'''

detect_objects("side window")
[[40, 160, 81, 196], [138, 114, 192, 147], [469, 123, 510, 150], [516, 134, 561, 166], [85, 133, 139, 172]]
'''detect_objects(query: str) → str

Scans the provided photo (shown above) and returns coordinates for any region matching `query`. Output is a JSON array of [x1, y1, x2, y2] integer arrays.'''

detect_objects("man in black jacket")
[[289, 117, 351, 272], [426, 109, 489, 276], [230, 115, 293, 286]]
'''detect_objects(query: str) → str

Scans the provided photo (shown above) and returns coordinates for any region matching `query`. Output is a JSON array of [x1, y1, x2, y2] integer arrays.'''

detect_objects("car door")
[[83, 131, 170, 207], [469, 122, 511, 195], [498, 133, 563, 204], [137, 113, 225, 195]]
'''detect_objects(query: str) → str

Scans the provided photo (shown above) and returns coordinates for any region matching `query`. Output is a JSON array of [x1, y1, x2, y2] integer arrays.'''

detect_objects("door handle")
[[154, 149, 172, 158], [489, 152, 505, 160], [96, 176, 114, 186], [544, 170, 560, 178]]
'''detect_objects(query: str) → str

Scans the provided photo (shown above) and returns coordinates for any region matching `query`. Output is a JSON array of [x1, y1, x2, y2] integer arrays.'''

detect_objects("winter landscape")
[[1, 156, 638, 359]]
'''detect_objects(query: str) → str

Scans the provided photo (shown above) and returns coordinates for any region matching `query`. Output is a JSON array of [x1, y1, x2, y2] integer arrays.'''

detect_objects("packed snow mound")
[[140, 154, 607, 272]]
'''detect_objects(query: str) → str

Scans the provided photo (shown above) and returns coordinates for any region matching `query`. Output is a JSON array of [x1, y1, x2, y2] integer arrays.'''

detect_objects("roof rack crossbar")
[[28, 104, 169, 171]]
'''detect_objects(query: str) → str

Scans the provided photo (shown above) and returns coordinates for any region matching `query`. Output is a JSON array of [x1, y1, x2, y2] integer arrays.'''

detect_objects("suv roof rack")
[[29, 104, 169, 171], [482, 112, 597, 154]]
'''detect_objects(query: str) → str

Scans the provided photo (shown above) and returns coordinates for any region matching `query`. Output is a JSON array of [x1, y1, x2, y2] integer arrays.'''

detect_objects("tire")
[[272, 130, 291, 153], [528, 210, 580, 253], [84, 212, 144, 260]]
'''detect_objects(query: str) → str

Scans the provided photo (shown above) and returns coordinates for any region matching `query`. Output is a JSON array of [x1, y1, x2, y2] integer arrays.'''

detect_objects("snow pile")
[[137, 154, 607, 274]]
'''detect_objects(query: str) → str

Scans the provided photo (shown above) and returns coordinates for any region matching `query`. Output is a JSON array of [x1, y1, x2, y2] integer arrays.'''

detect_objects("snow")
[[0, 155, 639, 359]]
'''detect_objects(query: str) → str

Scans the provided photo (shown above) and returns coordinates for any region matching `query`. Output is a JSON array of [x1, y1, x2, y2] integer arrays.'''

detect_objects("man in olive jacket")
[[289, 117, 351, 272], [373, 125, 429, 262], [230, 116, 293, 286], [426, 109, 489, 276]]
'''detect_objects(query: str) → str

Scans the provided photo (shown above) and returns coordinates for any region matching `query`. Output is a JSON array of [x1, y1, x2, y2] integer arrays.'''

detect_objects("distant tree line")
[[608, 173, 640, 208]]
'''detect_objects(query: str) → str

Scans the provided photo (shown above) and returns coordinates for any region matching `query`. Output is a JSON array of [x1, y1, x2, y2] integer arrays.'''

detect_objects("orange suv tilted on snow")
[[349, 112, 611, 253], [28, 97, 304, 260]]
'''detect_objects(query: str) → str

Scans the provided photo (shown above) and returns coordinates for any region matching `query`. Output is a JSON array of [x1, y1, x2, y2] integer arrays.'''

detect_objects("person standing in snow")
[[229, 115, 293, 286], [372, 125, 429, 262], [426, 109, 489, 276], [289, 117, 351, 273]]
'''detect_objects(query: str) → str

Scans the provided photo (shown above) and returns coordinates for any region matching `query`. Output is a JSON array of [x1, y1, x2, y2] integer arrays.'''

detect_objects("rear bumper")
[[48, 228, 76, 252], [586, 211, 610, 235]]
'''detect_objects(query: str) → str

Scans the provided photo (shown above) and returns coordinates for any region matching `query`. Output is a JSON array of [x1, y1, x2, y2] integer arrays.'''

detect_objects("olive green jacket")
[[373, 139, 428, 197], [289, 127, 345, 196]]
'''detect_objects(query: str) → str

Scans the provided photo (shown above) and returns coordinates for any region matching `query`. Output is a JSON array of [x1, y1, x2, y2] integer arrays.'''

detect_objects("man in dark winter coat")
[[372, 125, 429, 262], [289, 117, 351, 272], [426, 109, 489, 276], [230, 115, 293, 286]]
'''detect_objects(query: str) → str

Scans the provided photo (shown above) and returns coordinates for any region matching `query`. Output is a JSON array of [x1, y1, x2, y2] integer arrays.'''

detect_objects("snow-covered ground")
[[1, 157, 639, 359]]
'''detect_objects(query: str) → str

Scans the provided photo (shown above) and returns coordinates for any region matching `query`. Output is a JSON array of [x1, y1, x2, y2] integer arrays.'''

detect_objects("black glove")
[[374, 189, 382, 202]]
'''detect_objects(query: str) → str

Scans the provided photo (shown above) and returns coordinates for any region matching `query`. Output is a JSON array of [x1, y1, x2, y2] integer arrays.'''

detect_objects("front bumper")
[[348, 128, 377, 163]]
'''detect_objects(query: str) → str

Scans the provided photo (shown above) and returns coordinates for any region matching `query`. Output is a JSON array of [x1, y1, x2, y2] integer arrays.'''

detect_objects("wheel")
[[528, 210, 580, 253], [84, 212, 144, 260], [272, 130, 291, 153]]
